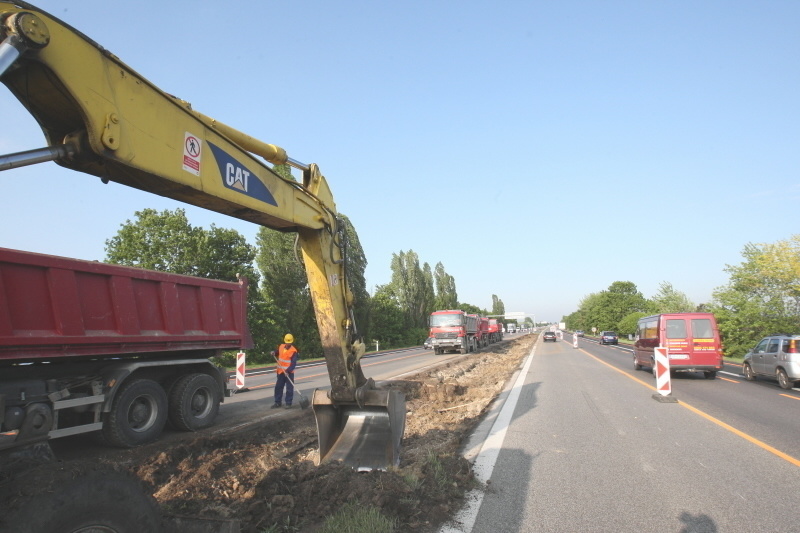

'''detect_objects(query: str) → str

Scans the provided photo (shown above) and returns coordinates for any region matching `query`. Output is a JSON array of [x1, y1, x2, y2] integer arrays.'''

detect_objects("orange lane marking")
[[719, 377, 739, 383], [780, 394, 800, 401], [580, 348, 800, 468]]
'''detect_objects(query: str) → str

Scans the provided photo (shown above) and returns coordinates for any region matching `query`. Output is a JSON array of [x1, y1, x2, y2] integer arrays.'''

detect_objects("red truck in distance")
[[487, 318, 503, 343], [429, 310, 501, 355]]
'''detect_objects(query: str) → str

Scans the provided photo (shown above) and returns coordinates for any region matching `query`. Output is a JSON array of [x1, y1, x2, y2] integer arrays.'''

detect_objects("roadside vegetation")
[[563, 234, 800, 358]]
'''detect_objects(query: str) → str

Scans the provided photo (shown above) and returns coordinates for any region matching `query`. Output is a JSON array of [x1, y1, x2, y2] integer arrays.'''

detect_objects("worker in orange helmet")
[[271, 333, 299, 409]]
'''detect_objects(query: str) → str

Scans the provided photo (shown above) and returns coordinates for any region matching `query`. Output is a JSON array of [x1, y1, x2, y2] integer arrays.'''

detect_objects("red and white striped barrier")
[[654, 346, 671, 396], [235, 351, 246, 389]]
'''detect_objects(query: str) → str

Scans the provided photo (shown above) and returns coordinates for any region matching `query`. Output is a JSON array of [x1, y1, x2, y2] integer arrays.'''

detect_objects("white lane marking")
[[439, 341, 538, 532]]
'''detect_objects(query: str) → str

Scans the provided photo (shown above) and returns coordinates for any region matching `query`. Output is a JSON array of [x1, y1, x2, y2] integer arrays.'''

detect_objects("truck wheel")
[[777, 368, 793, 390], [103, 378, 168, 447], [633, 356, 642, 371], [703, 371, 716, 380], [169, 373, 220, 431], [0, 460, 160, 533]]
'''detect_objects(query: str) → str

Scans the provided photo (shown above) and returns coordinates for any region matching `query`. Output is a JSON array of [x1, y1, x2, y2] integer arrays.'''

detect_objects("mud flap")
[[312, 388, 405, 471]]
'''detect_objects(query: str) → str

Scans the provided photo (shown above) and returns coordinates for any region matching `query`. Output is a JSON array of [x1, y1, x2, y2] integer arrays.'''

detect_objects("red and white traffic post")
[[652, 346, 677, 402], [235, 351, 246, 390]]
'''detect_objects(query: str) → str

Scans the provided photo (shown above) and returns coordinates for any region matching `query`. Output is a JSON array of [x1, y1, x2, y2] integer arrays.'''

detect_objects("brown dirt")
[[98, 336, 532, 532]]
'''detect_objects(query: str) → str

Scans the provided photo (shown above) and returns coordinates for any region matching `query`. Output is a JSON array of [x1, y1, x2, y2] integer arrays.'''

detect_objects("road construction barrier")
[[654, 346, 671, 396], [236, 351, 246, 389]]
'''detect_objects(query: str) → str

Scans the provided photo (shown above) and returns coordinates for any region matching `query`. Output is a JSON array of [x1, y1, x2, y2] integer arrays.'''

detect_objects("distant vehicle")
[[599, 331, 618, 345], [742, 334, 800, 389], [575, 330, 585, 337], [633, 313, 723, 379], [543, 331, 557, 342], [507, 324, 517, 334], [423, 337, 433, 350]]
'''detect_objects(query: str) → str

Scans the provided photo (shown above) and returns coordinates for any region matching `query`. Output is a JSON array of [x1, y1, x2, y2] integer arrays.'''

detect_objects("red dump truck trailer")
[[475, 316, 490, 348], [0, 247, 252, 452]]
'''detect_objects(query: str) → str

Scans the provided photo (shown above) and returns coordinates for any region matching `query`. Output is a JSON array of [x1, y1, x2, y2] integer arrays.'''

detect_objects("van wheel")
[[703, 371, 716, 380], [743, 363, 755, 381], [633, 356, 642, 371], [777, 368, 793, 390]]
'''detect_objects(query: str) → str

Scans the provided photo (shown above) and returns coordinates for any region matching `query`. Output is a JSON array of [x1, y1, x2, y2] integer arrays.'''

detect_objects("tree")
[[422, 262, 436, 323], [618, 312, 649, 337], [389, 250, 433, 329], [339, 214, 371, 342], [709, 235, 800, 356], [368, 285, 410, 349], [105, 208, 203, 275], [433, 262, 458, 310], [491, 294, 505, 317], [457, 302, 486, 315], [567, 282, 649, 333], [650, 282, 694, 313], [255, 226, 320, 358]]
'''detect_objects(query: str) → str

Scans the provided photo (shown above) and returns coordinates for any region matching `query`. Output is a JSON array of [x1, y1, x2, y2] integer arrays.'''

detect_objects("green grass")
[[317, 501, 397, 533]]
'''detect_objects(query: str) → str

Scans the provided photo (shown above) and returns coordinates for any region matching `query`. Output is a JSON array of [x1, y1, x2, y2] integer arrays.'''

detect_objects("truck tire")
[[168, 373, 221, 431], [0, 460, 160, 533], [633, 356, 642, 371], [103, 378, 168, 447]]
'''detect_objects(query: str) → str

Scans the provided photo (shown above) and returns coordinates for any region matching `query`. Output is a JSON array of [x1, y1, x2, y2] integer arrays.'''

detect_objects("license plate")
[[669, 353, 689, 360]]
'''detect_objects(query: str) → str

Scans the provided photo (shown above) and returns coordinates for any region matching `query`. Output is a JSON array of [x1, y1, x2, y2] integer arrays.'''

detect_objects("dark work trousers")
[[274, 372, 294, 405]]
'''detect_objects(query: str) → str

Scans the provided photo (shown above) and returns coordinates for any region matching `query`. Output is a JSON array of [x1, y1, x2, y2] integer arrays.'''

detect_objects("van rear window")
[[666, 319, 687, 339], [691, 319, 713, 339]]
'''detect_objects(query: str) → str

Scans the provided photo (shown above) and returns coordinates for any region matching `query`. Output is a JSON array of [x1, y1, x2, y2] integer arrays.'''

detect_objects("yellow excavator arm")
[[0, 1, 403, 470]]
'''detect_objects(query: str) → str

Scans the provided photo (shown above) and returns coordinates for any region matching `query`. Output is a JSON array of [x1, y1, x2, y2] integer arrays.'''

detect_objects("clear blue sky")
[[1, 1, 798, 323]]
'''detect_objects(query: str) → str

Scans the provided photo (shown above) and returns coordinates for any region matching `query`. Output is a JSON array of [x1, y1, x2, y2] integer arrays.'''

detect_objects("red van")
[[633, 313, 723, 379]]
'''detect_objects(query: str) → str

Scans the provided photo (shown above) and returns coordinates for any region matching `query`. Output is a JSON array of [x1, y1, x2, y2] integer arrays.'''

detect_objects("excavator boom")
[[0, 1, 404, 470]]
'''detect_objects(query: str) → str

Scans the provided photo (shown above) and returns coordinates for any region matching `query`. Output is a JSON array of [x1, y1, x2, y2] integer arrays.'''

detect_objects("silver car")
[[742, 334, 800, 389]]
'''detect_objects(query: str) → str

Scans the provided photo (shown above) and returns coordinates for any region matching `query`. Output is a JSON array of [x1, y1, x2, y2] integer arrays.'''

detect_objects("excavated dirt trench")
[[6, 335, 535, 533]]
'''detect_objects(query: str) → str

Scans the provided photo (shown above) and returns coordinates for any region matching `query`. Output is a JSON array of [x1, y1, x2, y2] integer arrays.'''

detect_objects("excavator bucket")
[[312, 388, 406, 471]]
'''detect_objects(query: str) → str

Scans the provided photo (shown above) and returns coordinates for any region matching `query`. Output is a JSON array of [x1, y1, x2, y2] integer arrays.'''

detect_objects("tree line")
[[563, 234, 800, 357], [104, 205, 506, 366]]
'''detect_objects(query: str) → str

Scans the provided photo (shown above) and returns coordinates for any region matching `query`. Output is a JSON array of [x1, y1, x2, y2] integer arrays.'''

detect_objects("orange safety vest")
[[276, 343, 298, 374]]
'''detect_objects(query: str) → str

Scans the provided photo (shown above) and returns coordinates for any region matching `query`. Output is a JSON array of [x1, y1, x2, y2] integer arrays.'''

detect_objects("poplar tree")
[[433, 262, 458, 310]]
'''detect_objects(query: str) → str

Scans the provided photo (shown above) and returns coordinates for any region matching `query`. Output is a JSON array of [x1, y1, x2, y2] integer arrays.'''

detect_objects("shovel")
[[273, 355, 310, 410]]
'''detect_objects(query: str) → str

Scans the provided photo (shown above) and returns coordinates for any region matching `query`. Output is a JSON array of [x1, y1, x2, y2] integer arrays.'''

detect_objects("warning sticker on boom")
[[183, 132, 202, 176]]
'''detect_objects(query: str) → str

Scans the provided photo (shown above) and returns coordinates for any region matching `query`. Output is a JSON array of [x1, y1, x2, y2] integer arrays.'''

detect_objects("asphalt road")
[[216, 343, 472, 429], [443, 333, 800, 533]]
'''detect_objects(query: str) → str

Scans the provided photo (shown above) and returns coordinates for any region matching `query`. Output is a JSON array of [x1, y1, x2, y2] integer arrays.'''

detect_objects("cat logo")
[[207, 142, 278, 206], [225, 163, 250, 192]]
